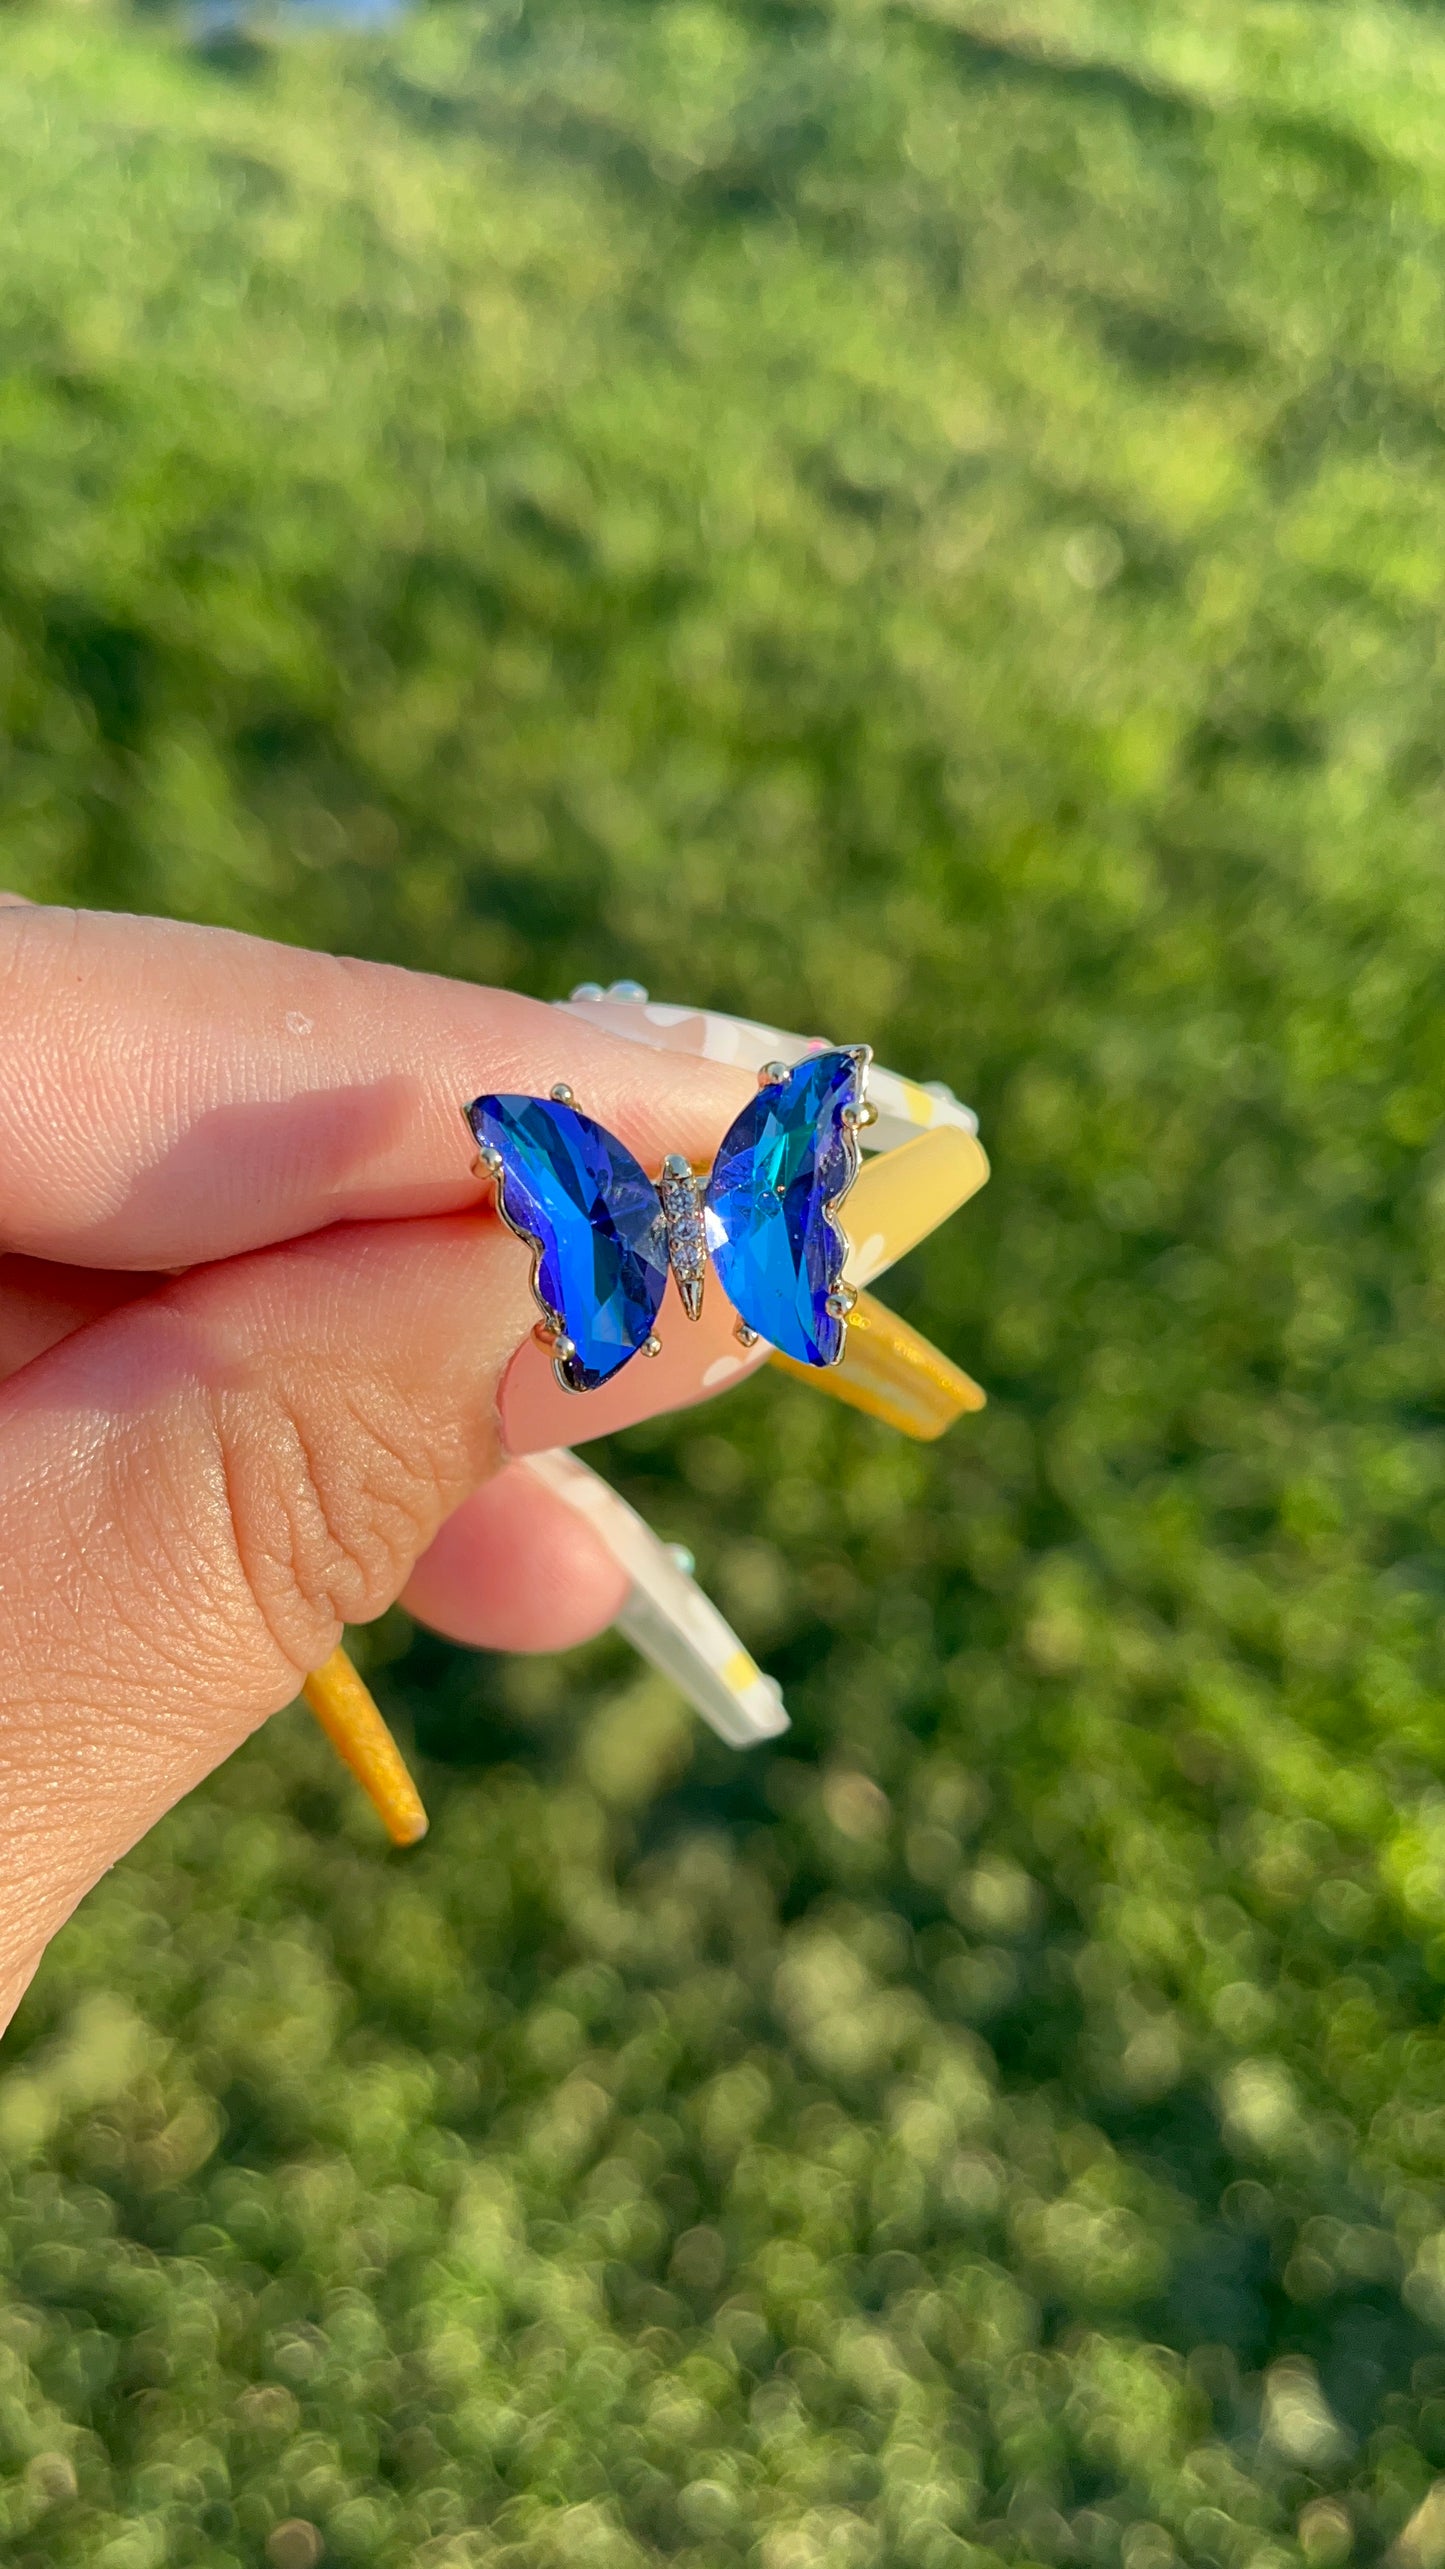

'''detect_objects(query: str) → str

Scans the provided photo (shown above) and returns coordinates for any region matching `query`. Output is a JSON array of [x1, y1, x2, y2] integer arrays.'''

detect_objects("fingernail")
[[499, 1281, 769, 1456]]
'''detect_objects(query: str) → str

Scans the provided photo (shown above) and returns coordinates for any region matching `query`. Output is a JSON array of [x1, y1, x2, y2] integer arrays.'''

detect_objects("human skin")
[[0, 899, 761, 2030]]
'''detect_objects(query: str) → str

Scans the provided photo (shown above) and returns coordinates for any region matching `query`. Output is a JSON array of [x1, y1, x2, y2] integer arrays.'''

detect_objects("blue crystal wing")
[[702, 1048, 866, 1366], [467, 1094, 668, 1392]]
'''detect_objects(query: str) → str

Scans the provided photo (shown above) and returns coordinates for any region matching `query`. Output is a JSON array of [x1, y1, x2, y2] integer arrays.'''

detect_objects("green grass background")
[[6, 0, 1445, 2562]]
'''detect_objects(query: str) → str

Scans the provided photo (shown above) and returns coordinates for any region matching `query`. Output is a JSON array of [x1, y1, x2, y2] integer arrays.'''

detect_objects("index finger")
[[0, 906, 752, 1270]]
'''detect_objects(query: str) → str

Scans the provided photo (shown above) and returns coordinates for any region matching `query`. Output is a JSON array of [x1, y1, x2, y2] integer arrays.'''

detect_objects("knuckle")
[[208, 1362, 473, 1669]]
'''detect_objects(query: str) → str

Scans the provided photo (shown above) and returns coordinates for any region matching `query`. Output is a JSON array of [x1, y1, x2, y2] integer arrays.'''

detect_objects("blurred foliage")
[[6, 0, 1445, 2562]]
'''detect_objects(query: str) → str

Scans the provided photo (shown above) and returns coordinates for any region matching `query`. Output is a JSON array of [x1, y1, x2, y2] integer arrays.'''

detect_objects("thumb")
[[0, 1212, 549, 2020]]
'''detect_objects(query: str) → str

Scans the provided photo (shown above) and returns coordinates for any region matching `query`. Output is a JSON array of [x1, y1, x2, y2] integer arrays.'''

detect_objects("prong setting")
[[758, 1060, 792, 1088], [642, 1335, 663, 1358], [549, 1081, 576, 1106], [735, 1321, 760, 1349]]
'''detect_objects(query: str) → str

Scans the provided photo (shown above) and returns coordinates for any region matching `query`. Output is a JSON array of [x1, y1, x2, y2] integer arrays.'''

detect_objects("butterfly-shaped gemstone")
[[468, 1047, 870, 1391]]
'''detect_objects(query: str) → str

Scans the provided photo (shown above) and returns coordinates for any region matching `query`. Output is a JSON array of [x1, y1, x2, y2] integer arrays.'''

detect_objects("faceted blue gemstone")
[[703, 1048, 865, 1365], [468, 1093, 668, 1392]]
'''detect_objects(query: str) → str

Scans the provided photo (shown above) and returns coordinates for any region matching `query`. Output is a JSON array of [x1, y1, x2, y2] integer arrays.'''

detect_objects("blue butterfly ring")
[[464, 1047, 875, 1393]]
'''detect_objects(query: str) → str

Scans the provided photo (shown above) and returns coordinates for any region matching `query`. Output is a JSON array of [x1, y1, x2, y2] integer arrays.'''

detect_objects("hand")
[[0, 901, 756, 2029]]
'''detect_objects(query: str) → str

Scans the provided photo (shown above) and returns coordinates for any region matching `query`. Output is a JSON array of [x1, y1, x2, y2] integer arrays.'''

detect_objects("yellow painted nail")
[[769, 1290, 986, 1440], [843, 1126, 990, 1288], [301, 1647, 429, 1847]]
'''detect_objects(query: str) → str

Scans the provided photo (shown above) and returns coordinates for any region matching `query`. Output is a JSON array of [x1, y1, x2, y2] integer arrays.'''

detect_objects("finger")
[[0, 1210, 543, 2014], [0, 1254, 711, 1654], [0, 906, 752, 1270], [0, 1258, 635, 1647], [0, 1251, 632, 1645], [0, 1252, 643, 1772], [401, 1466, 629, 1652], [0, 1254, 151, 1385]]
